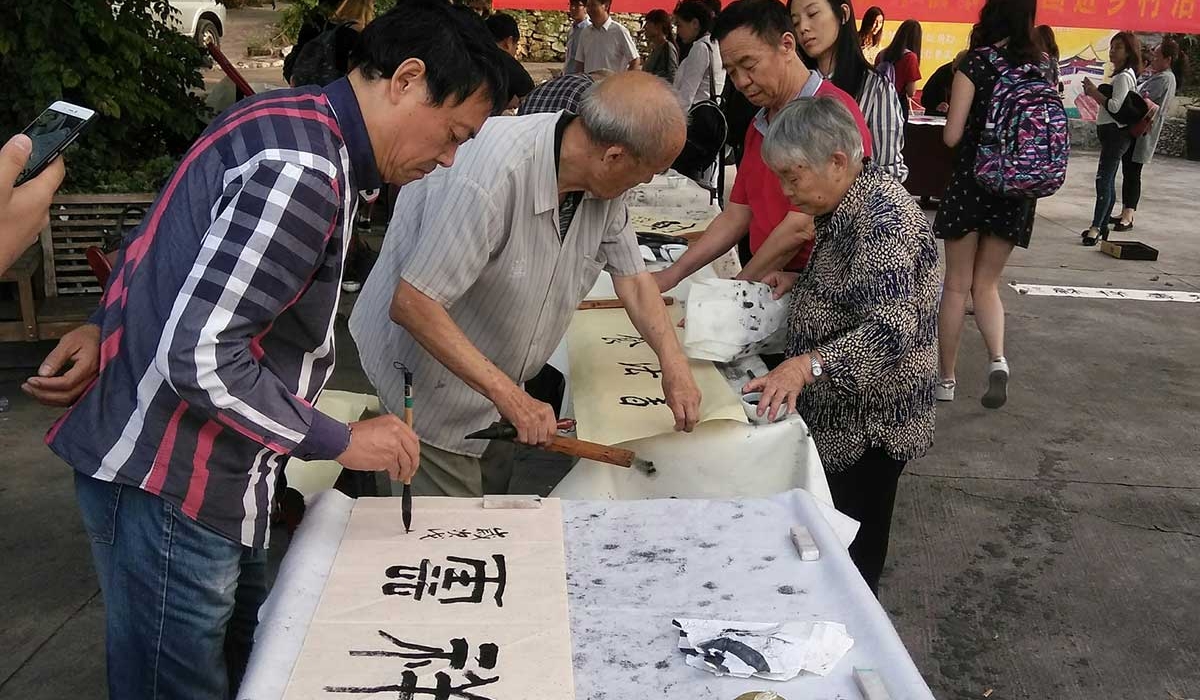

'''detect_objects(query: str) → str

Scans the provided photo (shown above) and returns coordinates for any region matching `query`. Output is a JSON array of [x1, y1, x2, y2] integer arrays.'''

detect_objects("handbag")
[[1098, 82, 1152, 128], [671, 39, 728, 185], [1128, 90, 1160, 138]]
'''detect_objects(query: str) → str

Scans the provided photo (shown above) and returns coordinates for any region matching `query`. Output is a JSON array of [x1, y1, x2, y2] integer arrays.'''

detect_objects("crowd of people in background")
[[1, 0, 1195, 694]]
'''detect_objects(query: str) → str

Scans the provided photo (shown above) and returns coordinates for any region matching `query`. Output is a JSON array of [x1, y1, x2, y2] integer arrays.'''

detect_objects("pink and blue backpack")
[[974, 47, 1069, 199]]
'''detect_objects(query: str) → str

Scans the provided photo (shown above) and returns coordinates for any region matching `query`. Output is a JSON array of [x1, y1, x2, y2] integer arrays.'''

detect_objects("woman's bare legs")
[[970, 234, 1015, 361], [938, 233, 979, 383]]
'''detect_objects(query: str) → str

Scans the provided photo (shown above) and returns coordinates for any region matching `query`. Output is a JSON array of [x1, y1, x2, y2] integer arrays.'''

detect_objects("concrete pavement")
[[1, 149, 1198, 698]]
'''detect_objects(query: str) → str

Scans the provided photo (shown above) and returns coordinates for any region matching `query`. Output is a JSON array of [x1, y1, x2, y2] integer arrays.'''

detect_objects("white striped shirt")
[[349, 113, 645, 456], [856, 70, 908, 182]]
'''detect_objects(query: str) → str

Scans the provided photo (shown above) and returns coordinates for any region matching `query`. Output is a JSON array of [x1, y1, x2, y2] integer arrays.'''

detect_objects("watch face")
[[811, 359, 823, 376]]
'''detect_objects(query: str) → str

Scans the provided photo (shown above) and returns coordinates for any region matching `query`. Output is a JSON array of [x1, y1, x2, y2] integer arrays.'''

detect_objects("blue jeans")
[[74, 472, 268, 700], [1092, 123, 1133, 234]]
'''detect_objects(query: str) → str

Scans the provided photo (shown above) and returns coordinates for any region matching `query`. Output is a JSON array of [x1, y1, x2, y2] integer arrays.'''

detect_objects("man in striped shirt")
[[351, 72, 702, 498], [22, 3, 507, 697]]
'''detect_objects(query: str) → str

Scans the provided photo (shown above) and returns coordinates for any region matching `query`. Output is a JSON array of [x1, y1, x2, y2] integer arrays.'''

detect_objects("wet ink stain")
[[603, 544, 620, 550], [702, 581, 719, 590], [762, 555, 776, 562], [777, 585, 798, 595], [721, 594, 734, 601], [697, 600, 712, 607], [655, 660, 670, 670], [698, 542, 718, 549], [592, 578, 604, 585]]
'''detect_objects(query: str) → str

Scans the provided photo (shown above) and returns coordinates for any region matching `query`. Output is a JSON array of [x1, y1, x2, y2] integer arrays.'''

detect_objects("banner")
[[497, 0, 1198, 32]]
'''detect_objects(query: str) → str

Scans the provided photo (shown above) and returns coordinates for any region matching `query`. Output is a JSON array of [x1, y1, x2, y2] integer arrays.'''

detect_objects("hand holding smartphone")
[[1, 101, 91, 275], [14, 101, 95, 187]]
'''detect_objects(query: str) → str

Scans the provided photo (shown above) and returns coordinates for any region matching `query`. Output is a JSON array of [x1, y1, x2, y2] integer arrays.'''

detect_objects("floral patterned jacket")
[[786, 164, 939, 471]]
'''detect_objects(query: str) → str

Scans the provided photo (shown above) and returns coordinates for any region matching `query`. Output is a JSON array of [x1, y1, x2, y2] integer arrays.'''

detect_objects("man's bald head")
[[577, 71, 686, 164]]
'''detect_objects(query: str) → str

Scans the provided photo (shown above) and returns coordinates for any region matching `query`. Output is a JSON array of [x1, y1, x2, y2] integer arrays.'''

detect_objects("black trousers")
[[1119, 145, 1144, 212], [826, 447, 908, 596]]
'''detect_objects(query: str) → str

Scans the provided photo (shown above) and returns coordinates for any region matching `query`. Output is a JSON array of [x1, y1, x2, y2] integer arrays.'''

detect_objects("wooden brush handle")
[[544, 436, 634, 468], [577, 296, 674, 311]]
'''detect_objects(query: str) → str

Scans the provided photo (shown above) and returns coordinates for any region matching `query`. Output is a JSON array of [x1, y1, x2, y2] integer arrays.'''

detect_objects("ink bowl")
[[740, 391, 789, 425]]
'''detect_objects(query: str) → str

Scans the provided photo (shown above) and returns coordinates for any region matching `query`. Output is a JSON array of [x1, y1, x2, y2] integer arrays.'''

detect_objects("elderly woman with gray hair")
[[743, 96, 939, 595]]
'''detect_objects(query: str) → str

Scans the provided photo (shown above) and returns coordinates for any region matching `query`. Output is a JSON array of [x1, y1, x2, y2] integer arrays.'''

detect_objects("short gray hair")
[[576, 78, 683, 160], [761, 96, 865, 172]]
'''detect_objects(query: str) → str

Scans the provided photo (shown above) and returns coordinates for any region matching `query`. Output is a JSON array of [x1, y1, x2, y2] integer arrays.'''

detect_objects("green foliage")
[[0, 0, 208, 192]]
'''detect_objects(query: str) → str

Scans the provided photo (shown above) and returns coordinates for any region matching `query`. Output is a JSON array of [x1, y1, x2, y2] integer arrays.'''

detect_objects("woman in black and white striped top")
[[789, 0, 907, 182]]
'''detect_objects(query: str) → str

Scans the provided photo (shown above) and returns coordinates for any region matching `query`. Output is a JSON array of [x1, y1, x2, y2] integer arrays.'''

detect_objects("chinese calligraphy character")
[[618, 361, 663, 378], [1139, 0, 1162, 16], [383, 555, 507, 606], [601, 334, 646, 348], [326, 670, 500, 699], [1074, 0, 1098, 11], [421, 528, 509, 541], [618, 395, 668, 407], [1172, 0, 1195, 17], [348, 630, 499, 670], [1108, 0, 1127, 13]]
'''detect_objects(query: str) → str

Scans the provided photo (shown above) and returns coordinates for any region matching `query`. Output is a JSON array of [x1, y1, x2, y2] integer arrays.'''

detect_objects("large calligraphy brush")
[[465, 421, 657, 475], [402, 367, 414, 534]]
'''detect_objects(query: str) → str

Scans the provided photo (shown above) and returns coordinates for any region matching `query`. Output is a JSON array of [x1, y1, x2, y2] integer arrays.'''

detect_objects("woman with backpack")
[[1081, 31, 1142, 246], [1109, 39, 1188, 232], [672, 1, 725, 107], [875, 18, 922, 114], [791, 0, 908, 181], [643, 9, 680, 82], [934, 0, 1057, 409]]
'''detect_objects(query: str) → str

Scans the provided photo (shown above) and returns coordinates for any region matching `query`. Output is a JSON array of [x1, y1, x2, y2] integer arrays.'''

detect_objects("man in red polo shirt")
[[655, 0, 872, 292]]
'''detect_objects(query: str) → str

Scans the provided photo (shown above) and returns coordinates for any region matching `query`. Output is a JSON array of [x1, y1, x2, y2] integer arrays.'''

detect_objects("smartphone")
[[14, 101, 96, 187]]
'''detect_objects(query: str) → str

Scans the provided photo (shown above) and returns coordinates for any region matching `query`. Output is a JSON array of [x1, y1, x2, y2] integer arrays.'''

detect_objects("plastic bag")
[[683, 279, 791, 362]]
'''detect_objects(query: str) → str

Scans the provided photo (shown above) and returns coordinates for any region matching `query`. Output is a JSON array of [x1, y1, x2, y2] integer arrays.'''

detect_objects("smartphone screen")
[[17, 104, 93, 186]]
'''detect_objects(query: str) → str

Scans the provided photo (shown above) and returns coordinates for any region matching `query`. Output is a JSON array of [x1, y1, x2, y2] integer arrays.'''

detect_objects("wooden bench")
[[0, 193, 155, 341], [0, 245, 42, 341], [41, 193, 156, 298]]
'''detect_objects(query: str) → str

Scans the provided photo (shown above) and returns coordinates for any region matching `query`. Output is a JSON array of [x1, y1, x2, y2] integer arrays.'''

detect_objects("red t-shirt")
[[880, 50, 922, 100], [729, 79, 874, 270]]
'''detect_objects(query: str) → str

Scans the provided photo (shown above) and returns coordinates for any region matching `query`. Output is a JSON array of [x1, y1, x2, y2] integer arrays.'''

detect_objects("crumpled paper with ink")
[[683, 279, 792, 362], [672, 619, 854, 681]]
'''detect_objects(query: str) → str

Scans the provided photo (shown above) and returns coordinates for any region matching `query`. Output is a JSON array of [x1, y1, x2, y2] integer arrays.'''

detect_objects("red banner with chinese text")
[[494, 0, 1199, 33]]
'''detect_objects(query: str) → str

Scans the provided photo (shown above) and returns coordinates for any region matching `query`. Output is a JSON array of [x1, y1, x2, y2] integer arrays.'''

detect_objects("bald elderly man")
[[351, 72, 702, 497]]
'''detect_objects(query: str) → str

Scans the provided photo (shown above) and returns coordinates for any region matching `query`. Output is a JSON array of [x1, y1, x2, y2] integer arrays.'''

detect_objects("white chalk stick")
[[853, 668, 892, 700], [482, 495, 543, 509], [790, 525, 820, 561]]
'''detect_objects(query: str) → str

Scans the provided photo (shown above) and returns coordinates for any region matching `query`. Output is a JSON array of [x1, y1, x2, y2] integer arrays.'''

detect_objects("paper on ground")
[[566, 307, 746, 446], [684, 279, 791, 362], [673, 618, 854, 681]]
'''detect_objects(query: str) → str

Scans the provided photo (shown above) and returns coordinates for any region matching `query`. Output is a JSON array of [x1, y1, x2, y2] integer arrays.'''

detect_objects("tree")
[[0, 0, 209, 192]]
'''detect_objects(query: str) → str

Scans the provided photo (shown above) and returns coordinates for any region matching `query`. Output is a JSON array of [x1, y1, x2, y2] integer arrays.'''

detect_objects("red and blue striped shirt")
[[47, 78, 380, 547]]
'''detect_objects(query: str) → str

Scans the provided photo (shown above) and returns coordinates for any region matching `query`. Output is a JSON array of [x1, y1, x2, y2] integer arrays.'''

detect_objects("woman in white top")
[[1081, 31, 1141, 246], [790, 0, 907, 181], [672, 1, 725, 106], [1110, 38, 1189, 231]]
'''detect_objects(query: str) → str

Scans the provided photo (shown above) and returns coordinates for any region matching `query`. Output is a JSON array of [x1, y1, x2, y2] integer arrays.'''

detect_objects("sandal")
[[1081, 229, 1100, 246]]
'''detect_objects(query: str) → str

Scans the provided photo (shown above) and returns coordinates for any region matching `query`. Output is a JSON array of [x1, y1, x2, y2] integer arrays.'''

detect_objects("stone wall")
[[508, 10, 647, 63], [1068, 117, 1189, 159]]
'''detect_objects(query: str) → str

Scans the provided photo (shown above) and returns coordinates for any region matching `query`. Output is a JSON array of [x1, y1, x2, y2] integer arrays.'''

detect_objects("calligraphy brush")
[[465, 422, 657, 475], [402, 368, 414, 534]]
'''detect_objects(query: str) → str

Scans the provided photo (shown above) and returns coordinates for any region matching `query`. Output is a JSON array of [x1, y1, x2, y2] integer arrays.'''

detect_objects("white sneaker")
[[935, 379, 956, 402], [341, 280, 362, 294], [982, 357, 1009, 409]]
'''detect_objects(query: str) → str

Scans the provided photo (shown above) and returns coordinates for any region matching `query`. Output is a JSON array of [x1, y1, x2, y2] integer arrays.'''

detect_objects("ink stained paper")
[[282, 497, 575, 700]]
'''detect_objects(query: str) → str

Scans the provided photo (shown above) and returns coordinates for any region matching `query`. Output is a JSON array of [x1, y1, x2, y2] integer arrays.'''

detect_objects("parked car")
[[166, 0, 226, 48]]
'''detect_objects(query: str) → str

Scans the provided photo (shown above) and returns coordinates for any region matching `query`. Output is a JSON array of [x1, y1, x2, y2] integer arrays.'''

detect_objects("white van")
[[166, 0, 227, 48]]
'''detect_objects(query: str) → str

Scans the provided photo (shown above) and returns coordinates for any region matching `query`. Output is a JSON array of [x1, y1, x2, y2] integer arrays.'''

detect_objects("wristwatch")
[[810, 355, 824, 380]]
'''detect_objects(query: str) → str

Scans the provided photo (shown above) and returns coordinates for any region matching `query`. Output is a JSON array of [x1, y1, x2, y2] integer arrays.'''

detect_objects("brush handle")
[[543, 436, 634, 468], [577, 296, 674, 310]]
